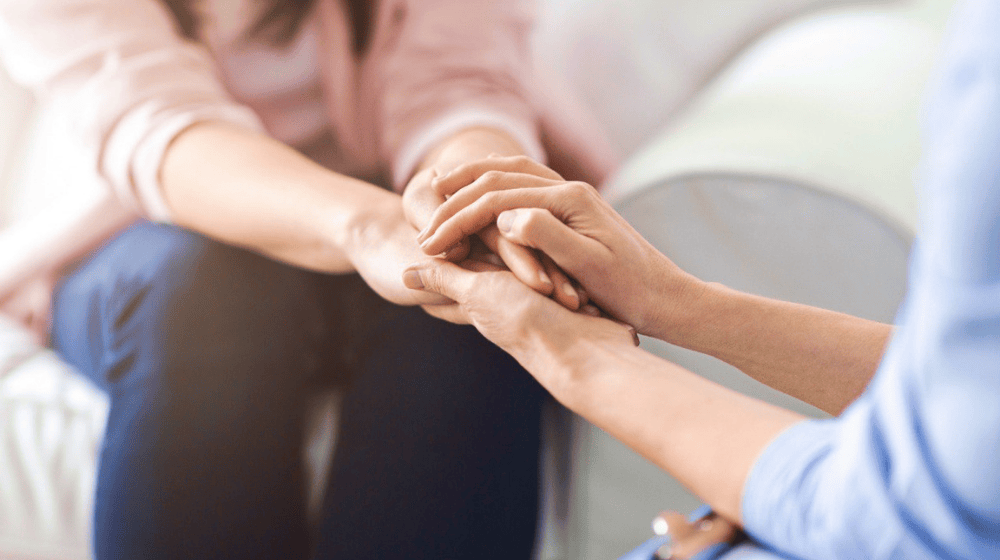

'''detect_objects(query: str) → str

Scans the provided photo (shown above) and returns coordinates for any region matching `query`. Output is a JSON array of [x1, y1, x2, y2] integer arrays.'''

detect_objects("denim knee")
[[52, 222, 327, 560], [51, 221, 328, 393]]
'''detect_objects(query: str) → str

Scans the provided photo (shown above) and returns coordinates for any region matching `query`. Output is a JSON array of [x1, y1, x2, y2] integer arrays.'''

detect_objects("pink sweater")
[[0, 0, 615, 308]]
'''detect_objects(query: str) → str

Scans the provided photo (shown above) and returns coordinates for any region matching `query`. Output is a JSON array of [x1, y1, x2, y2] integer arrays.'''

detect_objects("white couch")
[[0, 0, 953, 558]]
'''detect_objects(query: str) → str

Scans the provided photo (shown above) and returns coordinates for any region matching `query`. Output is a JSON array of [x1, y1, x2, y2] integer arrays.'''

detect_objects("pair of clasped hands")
[[400, 154, 736, 559], [400, 153, 663, 348]]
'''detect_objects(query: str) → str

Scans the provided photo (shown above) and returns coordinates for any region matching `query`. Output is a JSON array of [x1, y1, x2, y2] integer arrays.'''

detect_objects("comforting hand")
[[403, 155, 582, 310], [345, 196, 457, 308], [402, 259, 636, 380], [417, 167, 705, 336]]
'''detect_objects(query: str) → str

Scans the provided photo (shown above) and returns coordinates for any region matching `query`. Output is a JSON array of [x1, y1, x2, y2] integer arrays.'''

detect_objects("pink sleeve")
[[374, 0, 546, 190], [0, 0, 264, 222]]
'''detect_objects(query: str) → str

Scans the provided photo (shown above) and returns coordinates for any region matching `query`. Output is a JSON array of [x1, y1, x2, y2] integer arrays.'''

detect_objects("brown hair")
[[161, 0, 373, 52]]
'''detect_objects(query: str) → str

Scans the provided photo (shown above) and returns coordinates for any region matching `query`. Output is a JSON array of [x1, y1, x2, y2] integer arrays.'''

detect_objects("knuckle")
[[481, 170, 504, 185], [566, 181, 595, 197], [480, 190, 502, 207], [559, 181, 584, 198], [512, 154, 533, 167], [515, 208, 547, 236], [419, 266, 439, 289]]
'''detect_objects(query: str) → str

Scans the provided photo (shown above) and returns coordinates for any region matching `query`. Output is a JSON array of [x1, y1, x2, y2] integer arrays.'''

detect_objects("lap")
[[48, 221, 545, 560], [50, 220, 531, 395]]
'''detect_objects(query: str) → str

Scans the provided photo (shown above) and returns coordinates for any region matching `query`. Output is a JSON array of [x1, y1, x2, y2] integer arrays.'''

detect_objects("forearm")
[[515, 321, 803, 523], [161, 121, 398, 272], [417, 126, 526, 174], [656, 282, 892, 415], [404, 127, 529, 228]]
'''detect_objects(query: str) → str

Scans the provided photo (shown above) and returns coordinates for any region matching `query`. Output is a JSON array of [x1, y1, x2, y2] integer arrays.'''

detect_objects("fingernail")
[[402, 269, 424, 290], [417, 227, 430, 242], [652, 516, 669, 536], [562, 282, 578, 303], [443, 243, 464, 261], [497, 210, 516, 233], [539, 270, 552, 289], [655, 543, 673, 560], [433, 169, 451, 183], [487, 152, 501, 159], [629, 325, 640, 346]]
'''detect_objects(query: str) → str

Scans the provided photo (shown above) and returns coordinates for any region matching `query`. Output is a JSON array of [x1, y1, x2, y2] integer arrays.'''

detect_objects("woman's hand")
[[416, 168, 706, 337], [402, 258, 636, 379], [403, 152, 583, 311], [344, 196, 457, 308], [0, 272, 58, 345]]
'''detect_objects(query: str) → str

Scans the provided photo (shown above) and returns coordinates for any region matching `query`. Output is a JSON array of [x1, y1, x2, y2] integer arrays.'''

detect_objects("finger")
[[479, 226, 554, 296], [654, 512, 696, 542], [421, 184, 605, 259], [669, 515, 738, 559], [407, 288, 460, 307], [419, 185, 564, 253], [576, 283, 589, 307], [579, 303, 602, 318], [432, 155, 563, 197], [441, 238, 471, 262], [417, 172, 561, 244], [497, 207, 607, 280], [467, 243, 505, 268], [600, 309, 640, 346], [402, 259, 478, 303], [420, 303, 469, 325], [540, 253, 580, 310], [574, 306, 641, 349], [403, 168, 446, 231], [468, 250, 505, 269], [460, 259, 506, 273]]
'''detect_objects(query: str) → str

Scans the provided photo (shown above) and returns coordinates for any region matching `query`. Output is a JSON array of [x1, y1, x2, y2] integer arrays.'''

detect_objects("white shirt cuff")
[[129, 104, 266, 223]]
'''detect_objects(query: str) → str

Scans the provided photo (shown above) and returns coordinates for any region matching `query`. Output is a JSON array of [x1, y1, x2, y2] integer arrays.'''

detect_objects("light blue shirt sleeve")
[[737, 1, 1000, 559]]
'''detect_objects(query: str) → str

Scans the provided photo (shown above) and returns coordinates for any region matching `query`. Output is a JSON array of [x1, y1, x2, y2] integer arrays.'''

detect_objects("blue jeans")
[[51, 221, 544, 559]]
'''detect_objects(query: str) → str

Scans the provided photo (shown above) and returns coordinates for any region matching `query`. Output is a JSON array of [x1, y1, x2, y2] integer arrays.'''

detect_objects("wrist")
[[418, 127, 526, 175], [515, 313, 640, 407], [329, 180, 404, 267], [644, 267, 712, 344]]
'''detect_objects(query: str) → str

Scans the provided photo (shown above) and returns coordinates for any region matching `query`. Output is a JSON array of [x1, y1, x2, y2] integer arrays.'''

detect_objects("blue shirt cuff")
[[741, 419, 836, 544]]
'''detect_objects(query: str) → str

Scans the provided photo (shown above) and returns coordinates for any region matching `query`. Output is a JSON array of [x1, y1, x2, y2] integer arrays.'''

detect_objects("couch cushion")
[[0, 317, 106, 560]]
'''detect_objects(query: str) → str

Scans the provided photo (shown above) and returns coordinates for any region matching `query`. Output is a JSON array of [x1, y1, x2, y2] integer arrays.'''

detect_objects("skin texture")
[[415, 167, 891, 415], [159, 122, 580, 317], [160, 122, 573, 313], [403, 165, 894, 525], [403, 132, 581, 311], [403, 258, 802, 523], [0, 126, 583, 335]]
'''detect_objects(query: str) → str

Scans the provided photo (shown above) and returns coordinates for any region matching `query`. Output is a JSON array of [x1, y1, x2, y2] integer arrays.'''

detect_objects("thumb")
[[496, 208, 605, 281], [403, 260, 476, 303]]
